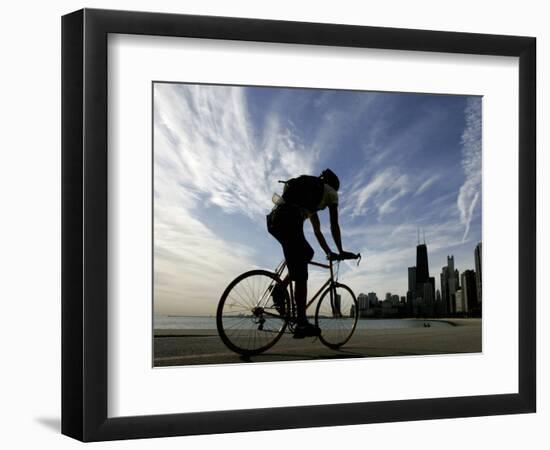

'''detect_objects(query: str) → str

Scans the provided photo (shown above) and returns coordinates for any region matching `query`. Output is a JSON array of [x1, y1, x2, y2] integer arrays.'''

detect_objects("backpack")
[[281, 175, 324, 212]]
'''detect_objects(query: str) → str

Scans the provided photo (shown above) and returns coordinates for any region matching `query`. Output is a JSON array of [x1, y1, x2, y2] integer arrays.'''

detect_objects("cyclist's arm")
[[309, 212, 332, 255], [328, 204, 344, 253]]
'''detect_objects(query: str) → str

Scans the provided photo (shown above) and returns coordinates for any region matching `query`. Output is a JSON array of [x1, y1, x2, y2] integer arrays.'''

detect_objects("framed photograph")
[[62, 8, 536, 441]]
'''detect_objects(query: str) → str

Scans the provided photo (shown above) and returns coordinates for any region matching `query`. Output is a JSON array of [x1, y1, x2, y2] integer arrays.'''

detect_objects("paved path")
[[154, 319, 481, 366]]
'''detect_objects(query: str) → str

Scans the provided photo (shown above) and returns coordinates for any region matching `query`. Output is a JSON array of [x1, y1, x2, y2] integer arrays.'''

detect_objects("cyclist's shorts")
[[266, 204, 314, 281]]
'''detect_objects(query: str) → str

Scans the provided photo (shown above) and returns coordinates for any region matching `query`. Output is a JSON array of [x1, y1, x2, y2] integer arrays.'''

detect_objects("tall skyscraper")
[[441, 256, 459, 314], [475, 242, 482, 304], [440, 266, 449, 315], [416, 244, 429, 284], [410, 239, 436, 317], [461, 270, 478, 311], [407, 266, 417, 314], [449, 257, 459, 314]]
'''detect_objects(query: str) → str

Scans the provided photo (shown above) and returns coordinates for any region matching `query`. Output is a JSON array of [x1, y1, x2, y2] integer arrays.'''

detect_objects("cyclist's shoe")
[[293, 322, 321, 339], [270, 284, 286, 316]]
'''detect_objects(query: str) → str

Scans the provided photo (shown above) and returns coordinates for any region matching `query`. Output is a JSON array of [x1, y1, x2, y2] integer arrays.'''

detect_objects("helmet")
[[320, 168, 340, 191]]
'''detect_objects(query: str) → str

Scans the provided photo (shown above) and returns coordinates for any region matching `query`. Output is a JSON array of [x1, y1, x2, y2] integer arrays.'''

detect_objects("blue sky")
[[153, 83, 482, 316]]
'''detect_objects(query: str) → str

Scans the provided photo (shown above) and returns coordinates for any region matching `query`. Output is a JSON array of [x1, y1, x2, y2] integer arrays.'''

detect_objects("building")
[[454, 269, 461, 303], [357, 293, 374, 318], [455, 288, 467, 313], [407, 266, 417, 314], [381, 300, 399, 317], [408, 266, 417, 292], [357, 292, 379, 318], [412, 296, 424, 316], [434, 289, 443, 316], [412, 241, 434, 316], [440, 266, 449, 315], [422, 282, 435, 316], [367, 292, 378, 307], [448, 256, 458, 312], [429, 276, 435, 302], [441, 256, 460, 314], [475, 242, 482, 304], [461, 269, 479, 312], [416, 243, 429, 285], [357, 293, 369, 311]]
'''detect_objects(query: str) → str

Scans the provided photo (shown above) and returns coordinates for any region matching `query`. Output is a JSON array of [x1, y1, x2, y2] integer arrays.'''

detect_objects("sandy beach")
[[153, 318, 481, 367]]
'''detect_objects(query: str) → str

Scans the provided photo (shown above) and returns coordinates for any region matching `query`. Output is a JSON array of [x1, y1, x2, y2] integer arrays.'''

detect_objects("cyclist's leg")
[[285, 237, 321, 338], [293, 280, 321, 337], [281, 223, 313, 324], [267, 204, 315, 329]]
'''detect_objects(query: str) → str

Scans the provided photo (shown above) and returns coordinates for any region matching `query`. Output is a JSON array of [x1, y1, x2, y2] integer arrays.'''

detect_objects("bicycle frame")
[[273, 258, 341, 314]]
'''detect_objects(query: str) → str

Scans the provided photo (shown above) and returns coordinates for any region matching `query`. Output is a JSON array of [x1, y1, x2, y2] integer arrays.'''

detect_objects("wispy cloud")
[[342, 168, 442, 221], [415, 174, 440, 196], [342, 167, 411, 218], [457, 97, 482, 242], [154, 83, 313, 221]]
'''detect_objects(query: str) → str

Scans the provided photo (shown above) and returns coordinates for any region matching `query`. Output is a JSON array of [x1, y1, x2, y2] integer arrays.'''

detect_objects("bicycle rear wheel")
[[216, 270, 289, 356], [314, 283, 358, 349]]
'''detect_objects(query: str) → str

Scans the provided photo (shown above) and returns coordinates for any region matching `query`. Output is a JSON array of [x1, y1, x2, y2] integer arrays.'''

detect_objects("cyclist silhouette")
[[266, 169, 356, 338]]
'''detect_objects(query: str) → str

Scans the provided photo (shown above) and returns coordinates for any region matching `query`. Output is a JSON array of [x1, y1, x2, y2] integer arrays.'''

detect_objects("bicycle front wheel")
[[216, 270, 289, 356], [315, 283, 358, 349]]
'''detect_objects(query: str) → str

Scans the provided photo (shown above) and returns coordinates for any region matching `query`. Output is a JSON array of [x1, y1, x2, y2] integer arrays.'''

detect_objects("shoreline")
[[153, 319, 481, 366], [154, 317, 481, 336]]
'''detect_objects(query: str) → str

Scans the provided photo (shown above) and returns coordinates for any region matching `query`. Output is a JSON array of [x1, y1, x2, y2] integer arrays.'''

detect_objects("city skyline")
[[356, 240, 481, 306], [153, 83, 482, 316]]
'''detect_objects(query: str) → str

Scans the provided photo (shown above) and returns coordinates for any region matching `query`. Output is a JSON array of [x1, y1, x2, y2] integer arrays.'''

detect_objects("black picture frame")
[[61, 8, 536, 442]]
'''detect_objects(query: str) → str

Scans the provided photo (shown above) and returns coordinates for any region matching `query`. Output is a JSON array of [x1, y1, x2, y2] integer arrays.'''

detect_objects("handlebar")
[[328, 252, 362, 265], [308, 253, 361, 269]]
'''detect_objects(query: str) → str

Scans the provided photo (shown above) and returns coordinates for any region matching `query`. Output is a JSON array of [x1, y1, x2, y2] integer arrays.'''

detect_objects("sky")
[[153, 83, 482, 316]]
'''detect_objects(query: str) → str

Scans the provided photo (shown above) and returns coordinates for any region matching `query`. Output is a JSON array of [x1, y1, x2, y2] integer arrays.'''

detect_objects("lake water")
[[154, 315, 453, 330]]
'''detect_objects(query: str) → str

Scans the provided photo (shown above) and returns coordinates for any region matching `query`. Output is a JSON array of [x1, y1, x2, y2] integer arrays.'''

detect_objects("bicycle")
[[216, 253, 361, 356]]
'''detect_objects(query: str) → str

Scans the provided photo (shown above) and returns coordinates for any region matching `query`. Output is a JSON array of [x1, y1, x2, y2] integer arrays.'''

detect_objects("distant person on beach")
[[266, 169, 357, 339]]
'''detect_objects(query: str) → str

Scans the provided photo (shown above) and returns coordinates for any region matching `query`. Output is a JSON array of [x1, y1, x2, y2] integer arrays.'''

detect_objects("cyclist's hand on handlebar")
[[327, 251, 340, 261]]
